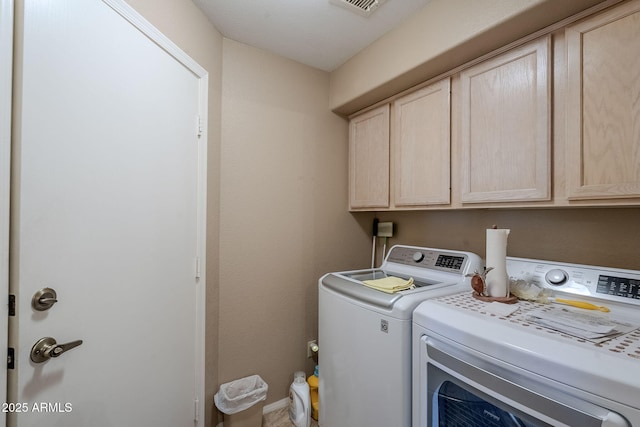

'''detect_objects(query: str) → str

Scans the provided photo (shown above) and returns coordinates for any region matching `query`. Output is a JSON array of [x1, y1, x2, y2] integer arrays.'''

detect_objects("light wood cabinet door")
[[566, 0, 640, 200], [349, 104, 390, 209], [460, 36, 551, 203], [392, 79, 450, 207]]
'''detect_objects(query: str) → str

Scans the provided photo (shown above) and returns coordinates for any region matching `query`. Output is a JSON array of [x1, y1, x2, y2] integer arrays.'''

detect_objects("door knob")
[[30, 337, 83, 363], [32, 287, 58, 311]]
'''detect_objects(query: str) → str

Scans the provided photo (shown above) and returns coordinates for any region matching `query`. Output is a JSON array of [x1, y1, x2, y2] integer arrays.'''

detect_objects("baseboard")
[[263, 397, 289, 414]]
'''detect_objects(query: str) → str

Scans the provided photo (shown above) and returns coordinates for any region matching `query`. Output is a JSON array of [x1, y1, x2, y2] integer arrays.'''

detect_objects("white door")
[[7, 1, 207, 426]]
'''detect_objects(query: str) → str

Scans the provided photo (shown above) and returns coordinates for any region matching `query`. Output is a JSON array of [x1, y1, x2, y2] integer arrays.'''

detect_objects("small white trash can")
[[214, 375, 268, 427]]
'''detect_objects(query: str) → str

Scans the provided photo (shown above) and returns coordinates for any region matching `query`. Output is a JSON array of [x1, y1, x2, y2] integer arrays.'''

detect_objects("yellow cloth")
[[362, 276, 415, 294]]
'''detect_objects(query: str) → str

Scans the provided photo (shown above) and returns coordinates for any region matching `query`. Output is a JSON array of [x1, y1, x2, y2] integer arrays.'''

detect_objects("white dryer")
[[318, 245, 482, 427], [413, 257, 640, 427]]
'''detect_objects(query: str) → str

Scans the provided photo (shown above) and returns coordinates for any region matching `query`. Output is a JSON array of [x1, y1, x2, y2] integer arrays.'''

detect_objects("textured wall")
[[219, 38, 372, 411], [371, 208, 640, 271]]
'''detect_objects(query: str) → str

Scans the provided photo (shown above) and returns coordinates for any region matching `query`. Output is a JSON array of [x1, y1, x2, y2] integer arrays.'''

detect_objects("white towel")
[[362, 276, 414, 294]]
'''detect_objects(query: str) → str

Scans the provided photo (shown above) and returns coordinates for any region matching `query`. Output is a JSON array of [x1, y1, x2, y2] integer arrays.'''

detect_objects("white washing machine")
[[318, 245, 482, 427], [413, 257, 640, 427]]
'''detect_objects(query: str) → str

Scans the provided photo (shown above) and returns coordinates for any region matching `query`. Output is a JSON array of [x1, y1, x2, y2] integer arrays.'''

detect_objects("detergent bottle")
[[307, 365, 319, 421], [289, 371, 310, 427]]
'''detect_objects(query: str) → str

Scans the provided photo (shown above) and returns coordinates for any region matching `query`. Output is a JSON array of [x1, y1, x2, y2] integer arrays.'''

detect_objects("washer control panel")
[[507, 257, 640, 305], [385, 245, 470, 274]]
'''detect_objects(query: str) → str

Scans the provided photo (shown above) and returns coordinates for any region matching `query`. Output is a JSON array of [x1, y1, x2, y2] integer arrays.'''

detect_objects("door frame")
[[2, 0, 209, 423], [1, 0, 14, 423]]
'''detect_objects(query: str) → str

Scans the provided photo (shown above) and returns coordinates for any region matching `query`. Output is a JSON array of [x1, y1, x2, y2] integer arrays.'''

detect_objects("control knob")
[[545, 269, 568, 285], [412, 252, 424, 262]]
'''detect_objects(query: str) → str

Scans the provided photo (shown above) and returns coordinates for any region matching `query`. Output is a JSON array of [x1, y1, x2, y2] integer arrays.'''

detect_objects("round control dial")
[[545, 269, 568, 285], [412, 252, 424, 262]]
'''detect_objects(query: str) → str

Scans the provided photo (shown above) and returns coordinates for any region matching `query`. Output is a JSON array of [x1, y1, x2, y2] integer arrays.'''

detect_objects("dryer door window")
[[434, 380, 539, 427]]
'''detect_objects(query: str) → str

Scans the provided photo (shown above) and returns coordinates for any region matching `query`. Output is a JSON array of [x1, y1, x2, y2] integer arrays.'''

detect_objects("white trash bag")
[[214, 374, 268, 415]]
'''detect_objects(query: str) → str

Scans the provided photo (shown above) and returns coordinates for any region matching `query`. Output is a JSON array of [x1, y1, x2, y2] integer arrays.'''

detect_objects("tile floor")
[[262, 406, 318, 427]]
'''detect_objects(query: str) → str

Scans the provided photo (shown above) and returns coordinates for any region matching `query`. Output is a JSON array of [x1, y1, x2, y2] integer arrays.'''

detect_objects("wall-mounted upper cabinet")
[[565, 0, 640, 201], [347, 0, 640, 211], [349, 104, 390, 209], [348, 78, 451, 211], [392, 79, 451, 207], [459, 36, 551, 204]]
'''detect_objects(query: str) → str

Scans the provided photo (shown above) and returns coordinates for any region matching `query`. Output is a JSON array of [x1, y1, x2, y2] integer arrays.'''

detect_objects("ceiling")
[[192, 0, 432, 72]]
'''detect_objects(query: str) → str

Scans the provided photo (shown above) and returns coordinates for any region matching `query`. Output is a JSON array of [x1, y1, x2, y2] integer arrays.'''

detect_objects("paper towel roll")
[[485, 228, 510, 297]]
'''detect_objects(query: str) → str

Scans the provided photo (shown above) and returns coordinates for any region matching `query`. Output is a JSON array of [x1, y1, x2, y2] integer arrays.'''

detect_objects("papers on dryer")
[[526, 306, 639, 343]]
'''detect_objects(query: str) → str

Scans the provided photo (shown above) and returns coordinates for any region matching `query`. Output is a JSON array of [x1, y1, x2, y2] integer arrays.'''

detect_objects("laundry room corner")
[[218, 37, 374, 411]]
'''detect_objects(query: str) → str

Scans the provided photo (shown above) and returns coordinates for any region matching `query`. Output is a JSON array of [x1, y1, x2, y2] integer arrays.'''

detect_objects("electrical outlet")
[[307, 340, 318, 358], [377, 222, 394, 237]]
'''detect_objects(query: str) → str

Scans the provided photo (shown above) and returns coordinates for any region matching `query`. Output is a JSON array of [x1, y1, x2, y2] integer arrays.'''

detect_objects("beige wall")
[[218, 38, 372, 412], [121, 1, 223, 426], [371, 209, 640, 270], [330, 0, 610, 115]]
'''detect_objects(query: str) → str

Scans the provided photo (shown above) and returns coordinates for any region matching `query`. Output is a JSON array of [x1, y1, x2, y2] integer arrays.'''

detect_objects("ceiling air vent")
[[330, 0, 387, 17]]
